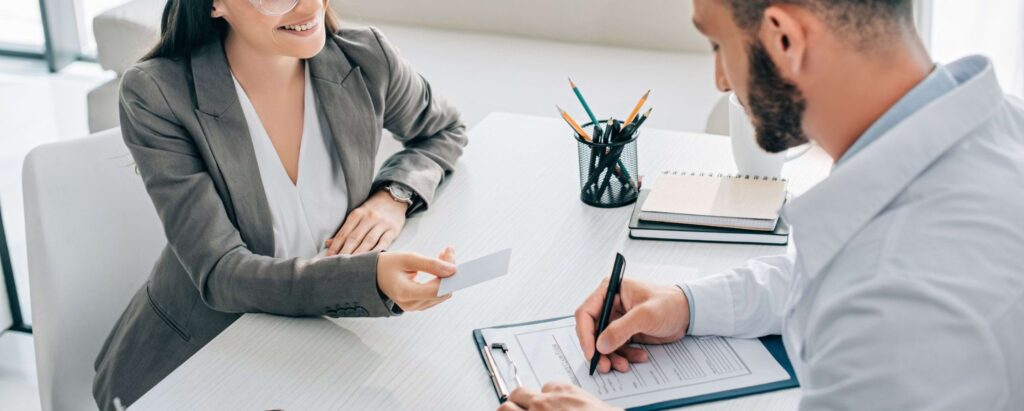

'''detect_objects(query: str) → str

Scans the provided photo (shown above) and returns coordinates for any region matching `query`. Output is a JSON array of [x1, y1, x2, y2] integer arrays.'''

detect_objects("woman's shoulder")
[[122, 56, 188, 87], [119, 56, 192, 105], [329, 26, 398, 71]]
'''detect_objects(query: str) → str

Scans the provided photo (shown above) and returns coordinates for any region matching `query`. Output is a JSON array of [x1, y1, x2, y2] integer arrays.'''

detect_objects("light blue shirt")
[[681, 64, 960, 330], [836, 64, 959, 165], [681, 56, 1024, 409]]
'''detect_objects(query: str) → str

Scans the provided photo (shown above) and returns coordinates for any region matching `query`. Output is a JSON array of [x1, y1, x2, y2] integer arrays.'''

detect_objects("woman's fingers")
[[354, 226, 388, 254], [329, 213, 363, 255], [438, 246, 455, 263], [412, 293, 452, 311], [339, 217, 375, 255], [371, 231, 397, 252], [390, 273, 453, 311]]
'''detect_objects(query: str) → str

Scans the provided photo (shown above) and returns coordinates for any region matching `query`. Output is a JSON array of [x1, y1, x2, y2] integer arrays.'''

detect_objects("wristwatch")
[[383, 183, 415, 206]]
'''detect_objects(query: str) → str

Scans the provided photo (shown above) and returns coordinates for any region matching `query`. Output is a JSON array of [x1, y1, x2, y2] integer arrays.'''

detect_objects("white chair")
[[23, 128, 166, 411]]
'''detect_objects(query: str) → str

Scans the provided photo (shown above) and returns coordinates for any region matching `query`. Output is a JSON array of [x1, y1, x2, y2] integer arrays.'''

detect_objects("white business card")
[[437, 248, 512, 296]]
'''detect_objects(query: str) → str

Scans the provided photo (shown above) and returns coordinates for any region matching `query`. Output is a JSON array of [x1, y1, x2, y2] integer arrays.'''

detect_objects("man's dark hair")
[[723, 0, 915, 48]]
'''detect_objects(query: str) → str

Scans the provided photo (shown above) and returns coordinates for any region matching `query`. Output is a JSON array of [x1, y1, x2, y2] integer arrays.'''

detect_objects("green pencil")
[[568, 78, 601, 130]]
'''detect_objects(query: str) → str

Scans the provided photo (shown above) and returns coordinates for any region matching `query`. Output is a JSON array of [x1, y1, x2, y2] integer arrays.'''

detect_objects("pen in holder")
[[576, 119, 640, 208]]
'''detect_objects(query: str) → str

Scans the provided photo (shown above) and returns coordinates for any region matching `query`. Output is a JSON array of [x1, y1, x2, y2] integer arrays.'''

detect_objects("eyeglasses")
[[249, 0, 300, 16]]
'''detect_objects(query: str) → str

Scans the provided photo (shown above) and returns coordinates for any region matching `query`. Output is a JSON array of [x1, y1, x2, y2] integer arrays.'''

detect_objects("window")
[[926, 0, 1024, 98], [0, 1, 46, 53]]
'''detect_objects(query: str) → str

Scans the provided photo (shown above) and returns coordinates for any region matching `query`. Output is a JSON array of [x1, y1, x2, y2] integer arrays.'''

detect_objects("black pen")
[[589, 253, 627, 375]]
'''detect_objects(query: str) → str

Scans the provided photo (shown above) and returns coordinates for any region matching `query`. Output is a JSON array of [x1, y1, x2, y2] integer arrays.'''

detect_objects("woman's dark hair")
[[142, 0, 342, 61]]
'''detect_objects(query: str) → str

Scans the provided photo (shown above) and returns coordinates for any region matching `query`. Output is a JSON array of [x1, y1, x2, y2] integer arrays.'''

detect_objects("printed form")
[[481, 317, 789, 409]]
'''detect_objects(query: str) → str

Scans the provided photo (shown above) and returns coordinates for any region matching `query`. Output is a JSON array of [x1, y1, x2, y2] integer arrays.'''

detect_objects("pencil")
[[633, 107, 653, 129], [569, 78, 601, 128], [557, 105, 593, 142], [622, 90, 651, 127]]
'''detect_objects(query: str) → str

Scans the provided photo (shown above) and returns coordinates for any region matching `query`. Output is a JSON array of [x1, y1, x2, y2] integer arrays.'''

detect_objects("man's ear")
[[758, 6, 809, 77]]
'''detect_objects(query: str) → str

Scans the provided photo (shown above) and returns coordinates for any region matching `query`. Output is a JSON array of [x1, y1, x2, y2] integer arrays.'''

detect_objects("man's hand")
[[575, 278, 690, 373], [326, 190, 408, 256], [498, 382, 620, 411]]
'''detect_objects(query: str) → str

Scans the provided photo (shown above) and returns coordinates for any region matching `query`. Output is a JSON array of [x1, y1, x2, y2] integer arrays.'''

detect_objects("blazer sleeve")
[[367, 26, 468, 212], [118, 66, 394, 318]]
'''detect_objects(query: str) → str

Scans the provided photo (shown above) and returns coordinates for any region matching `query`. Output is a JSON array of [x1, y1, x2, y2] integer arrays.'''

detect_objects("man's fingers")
[[633, 334, 681, 345], [402, 253, 457, 278], [508, 387, 539, 408], [609, 353, 630, 373], [617, 346, 649, 364], [597, 355, 612, 374], [574, 278, 611, 358], [574, 307, 597, 359], [596, 306, 651, 354], [497, 401, 524, 411]]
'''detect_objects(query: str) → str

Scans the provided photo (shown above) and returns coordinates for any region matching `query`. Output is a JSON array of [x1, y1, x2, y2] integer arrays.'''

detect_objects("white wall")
[[336, 0, 708, 53]]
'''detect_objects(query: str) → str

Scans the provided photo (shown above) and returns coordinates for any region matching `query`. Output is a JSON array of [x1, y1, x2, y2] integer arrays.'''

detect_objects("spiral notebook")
[[639, 171, 788, 232]]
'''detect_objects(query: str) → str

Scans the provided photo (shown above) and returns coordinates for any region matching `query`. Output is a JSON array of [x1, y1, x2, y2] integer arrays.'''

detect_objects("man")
[[500, 0, 1024, 410]]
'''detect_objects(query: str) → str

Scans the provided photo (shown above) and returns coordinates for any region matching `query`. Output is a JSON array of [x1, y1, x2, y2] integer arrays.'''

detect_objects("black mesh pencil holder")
[[575, 120, 640, 208]]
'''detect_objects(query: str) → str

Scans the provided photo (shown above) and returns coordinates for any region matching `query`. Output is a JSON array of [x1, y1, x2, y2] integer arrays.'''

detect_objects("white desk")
[[132, 113, 832, 410]]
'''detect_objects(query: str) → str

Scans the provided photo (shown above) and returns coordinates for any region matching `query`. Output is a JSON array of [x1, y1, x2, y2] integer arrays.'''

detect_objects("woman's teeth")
[[283, 20, 316, 31]]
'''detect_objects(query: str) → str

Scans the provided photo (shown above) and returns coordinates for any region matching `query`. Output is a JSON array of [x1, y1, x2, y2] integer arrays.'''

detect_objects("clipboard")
[[473, 316, 799, 410]]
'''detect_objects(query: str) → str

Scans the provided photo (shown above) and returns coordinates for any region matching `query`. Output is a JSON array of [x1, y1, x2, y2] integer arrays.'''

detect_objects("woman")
[[93, 0, 467, 408]]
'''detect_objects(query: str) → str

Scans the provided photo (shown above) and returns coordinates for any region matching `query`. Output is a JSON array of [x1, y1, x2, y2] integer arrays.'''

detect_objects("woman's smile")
[[277, 14, 320, 36]]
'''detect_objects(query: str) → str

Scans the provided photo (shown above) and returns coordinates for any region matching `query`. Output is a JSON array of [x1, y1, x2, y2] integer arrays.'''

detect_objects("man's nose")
[[716, 68, 732, 92]]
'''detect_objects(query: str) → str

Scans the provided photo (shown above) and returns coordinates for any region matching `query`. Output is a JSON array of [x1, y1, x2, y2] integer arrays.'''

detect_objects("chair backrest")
[[23, 128, 165, 411]]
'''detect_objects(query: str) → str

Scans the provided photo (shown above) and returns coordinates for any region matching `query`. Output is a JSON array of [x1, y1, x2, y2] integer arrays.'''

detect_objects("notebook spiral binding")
[[662, 170, 788, 182]]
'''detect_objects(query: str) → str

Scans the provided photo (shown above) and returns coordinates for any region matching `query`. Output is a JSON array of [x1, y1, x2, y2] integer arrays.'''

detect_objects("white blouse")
[[232, 62, 349, 259]]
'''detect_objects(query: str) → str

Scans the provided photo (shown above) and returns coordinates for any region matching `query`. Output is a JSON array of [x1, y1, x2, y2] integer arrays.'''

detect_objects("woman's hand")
[[326, 190, 408, 256], [377, 247, 457, 312]]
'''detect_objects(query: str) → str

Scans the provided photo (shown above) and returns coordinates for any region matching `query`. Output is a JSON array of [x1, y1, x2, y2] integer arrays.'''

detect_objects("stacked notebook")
[[629, 172, 790, 245]]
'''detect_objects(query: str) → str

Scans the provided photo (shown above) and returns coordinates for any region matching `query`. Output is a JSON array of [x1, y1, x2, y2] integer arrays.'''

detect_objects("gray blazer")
[[93, 27, 467, 410]]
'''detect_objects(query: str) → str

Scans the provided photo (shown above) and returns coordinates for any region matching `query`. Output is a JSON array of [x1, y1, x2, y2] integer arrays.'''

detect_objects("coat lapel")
[[308, 36, 380, 211], [190, 39, 276, 257]]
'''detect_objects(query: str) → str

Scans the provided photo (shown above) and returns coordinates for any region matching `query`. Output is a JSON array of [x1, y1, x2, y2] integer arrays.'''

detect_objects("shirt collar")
[[836, 64, 959, 165], [781, 56, 1003, 279]]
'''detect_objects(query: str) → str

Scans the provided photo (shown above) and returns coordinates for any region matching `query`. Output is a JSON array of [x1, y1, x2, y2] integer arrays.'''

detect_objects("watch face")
[[389, 184, 413, 201]]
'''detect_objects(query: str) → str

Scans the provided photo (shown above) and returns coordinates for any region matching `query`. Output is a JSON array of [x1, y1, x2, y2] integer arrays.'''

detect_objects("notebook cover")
[[473, 316, 799, 411], [641, 173, 787, 221], [629, 191, 790, 245]]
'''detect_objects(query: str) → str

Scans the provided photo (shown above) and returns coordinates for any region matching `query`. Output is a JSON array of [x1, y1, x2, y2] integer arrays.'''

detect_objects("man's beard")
[[745, 40, 810, 153]]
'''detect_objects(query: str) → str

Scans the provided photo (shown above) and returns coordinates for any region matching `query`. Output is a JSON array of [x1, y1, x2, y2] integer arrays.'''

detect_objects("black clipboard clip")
[[481, 342, 524, 400]]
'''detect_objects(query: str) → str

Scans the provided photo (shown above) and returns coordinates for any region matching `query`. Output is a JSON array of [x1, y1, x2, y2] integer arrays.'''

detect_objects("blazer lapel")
[[190, 39, 276, 257], [308, 37, 379, 211]]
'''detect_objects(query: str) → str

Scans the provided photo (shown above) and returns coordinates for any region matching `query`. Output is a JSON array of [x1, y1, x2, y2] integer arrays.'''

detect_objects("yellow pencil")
[[623, 90, 651, 127], [557, 105, 593, 141]]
